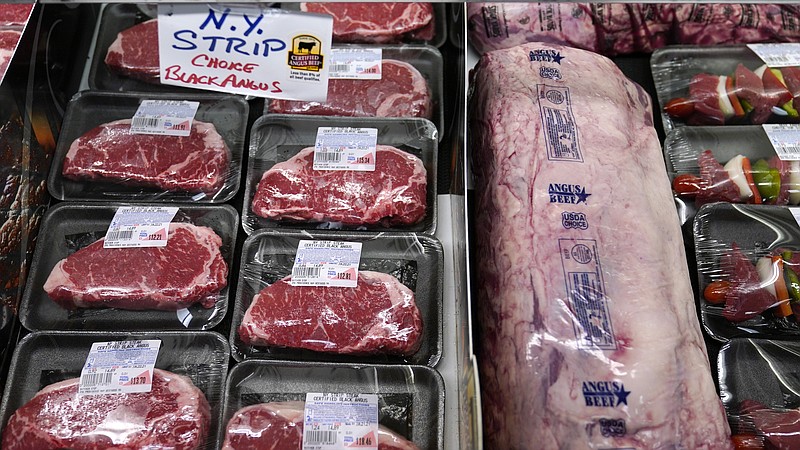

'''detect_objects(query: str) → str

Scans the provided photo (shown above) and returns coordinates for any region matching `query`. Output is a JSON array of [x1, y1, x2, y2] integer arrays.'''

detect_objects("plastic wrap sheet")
[[243, 115, 437, 235], [230, 229, 442, 366], [218, 361, 442, 449], [469, 42, 730, 448], [664, 126, 799, 224], [19, 203, 238, 331], [283, 3, 446, 47], [0, 331, 229, 450], [719, 338, 800, 449], [694, 202, 800, 340], [48, 91, 247, 203], [652, 45, 800, 131]]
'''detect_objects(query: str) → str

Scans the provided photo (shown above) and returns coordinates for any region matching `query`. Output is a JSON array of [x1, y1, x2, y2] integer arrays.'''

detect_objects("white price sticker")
[[78, 340, 161, 396], [290, 240, 362, 288], [130, 100, 200, 136], [302, 393, 379, 450], [748, 43, 800, 68], [763, 124, 800, 161], [329, 48, 382, 80], [313, 127, 378, 172], [104, 206, 179, 249]]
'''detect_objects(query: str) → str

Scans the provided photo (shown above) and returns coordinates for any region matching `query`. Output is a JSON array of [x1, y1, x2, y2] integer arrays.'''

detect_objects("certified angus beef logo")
[[288, 35, 323, 72], [529, 49, 565, 64], [549, 183, 591, 204], [582, 381, 631, 407]]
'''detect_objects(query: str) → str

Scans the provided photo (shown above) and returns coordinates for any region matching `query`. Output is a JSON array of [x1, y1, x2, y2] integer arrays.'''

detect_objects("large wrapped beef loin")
[[469, 43, 731, 448]]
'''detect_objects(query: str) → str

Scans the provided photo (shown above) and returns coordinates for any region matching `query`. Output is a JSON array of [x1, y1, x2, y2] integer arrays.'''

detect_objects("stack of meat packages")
[[469, 3, 800, 56]]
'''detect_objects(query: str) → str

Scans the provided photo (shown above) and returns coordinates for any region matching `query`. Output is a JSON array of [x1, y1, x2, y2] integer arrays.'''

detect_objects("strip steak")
[[105, 19, 160, 84], [300, 2, 435, 43]]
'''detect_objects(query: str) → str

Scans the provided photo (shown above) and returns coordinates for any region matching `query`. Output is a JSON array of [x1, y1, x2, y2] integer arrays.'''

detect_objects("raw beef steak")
[[238, 271, 422, 355], [470, 43, 731, 448], [251, 145, 427, 226], [268, 60, 431, 119], [62, 119, 230, 194], [44, 222, 228, 311], [221, 401, 420, 450], [0, 4, 33, 26], [2, 369, 210, 450], [105, 19, 160, 84], [300, 3, 435, 43], [0, 30, 22, 78]]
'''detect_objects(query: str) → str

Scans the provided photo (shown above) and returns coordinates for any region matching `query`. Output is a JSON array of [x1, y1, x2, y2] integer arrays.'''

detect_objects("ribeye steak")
[[105, 19, 160, 84], [1, 369, 210, 450], [251, 145, 427, 226], [239, 271, 422, 355], [268, 60, 431, 119], [221, 401, 420, 450], [63, 119, 230, 194], [470, 43, 731, 448], [300, 2, 435, 43], [44, 222, 228, 311]]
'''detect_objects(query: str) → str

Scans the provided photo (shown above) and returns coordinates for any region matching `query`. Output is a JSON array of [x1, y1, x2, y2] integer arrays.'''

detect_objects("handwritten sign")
[[157, 4, 332, 101]]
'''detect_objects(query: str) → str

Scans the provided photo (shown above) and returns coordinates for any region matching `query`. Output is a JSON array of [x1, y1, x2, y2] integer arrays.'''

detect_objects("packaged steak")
[[218, 360, 442, 449], [652, 45, 800, 131], [0, 331, 229, 450], [282, 2, 446, 47], [266, 45, 443, 131], [230, 229, 443, 366], [48, 91, 247, 203], [243, 115, 438, 235], [470, 42, 730, 448], [694, 202, 800, 341], [467, 3, 673, 56], [719, 338, 800, 449], [19, 202, 238, 331], [673, 4, 800, 47], [664, 125, 800, 224]]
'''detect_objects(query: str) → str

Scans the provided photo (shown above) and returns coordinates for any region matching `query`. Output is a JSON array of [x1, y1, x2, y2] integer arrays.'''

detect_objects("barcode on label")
[[293, 266, 321, 278], [317, 152, 342, 162], [304, 430, 337, 445], [780, 145, 800, 154], [329, 64, 351, 73], [131, 116, 161, 128], [81, 371, 113, 387], [106, 230, 134, 241]]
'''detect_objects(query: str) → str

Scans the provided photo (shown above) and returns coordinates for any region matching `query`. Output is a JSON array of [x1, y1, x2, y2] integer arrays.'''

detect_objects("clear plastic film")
[[694, 202, 800, 340], [467, 3, 672, 56], [719, 338, 800, 449], [19, 202, 238, 331], [664, 126, 800, 224], [652, 45, 800, 131], [48, 91, 247, 203], [230, 229, 443, 366], [266, 45, 443, 130], [469, 42, 731, 448], [0, 331, 229, 450], [673, 4, 800, 47], [280, 3, 446, 47], [243, 115, 438, 236], [217, 360, 441, 450]]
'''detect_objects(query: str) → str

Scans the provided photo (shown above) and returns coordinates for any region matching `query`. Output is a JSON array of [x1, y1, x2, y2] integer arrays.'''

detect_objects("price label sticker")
[[130, 100, 200, 136], [78, 340, 161, 396], [763, 124, 800, 161], [328, 48, 382, 80], [313, 127, 378, 172], [104, 206, 179, 249], [748, 43, 800, 68], [290, 240, 362, 288], [302, 393, 379, 450]]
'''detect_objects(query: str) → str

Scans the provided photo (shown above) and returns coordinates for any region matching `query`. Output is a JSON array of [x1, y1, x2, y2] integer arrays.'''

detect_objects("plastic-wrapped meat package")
[[104, 19, 160, 84], [0, 30, 21, 79], [1, 368, 211, 450], [300, 3, 435, 43], [42, 222, 228, 311], [221, 401, 420, 450], [268, 59, 432, 119], [469, 42, 731, 448], [674, 4, 800, 46], [238, 271, 423, 356], [0, 4, 33, 27], [251, 145, 427, 227]]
